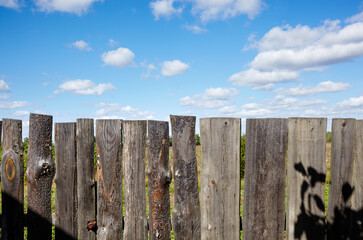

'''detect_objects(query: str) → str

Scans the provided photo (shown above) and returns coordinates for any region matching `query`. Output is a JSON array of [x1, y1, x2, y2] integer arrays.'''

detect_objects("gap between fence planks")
[[243, 119, 288, 240], [200, 117, 241, 240], [123, 120, 148, 240]]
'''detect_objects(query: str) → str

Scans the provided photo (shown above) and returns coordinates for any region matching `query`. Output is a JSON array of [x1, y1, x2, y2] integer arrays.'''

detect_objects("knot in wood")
[[87, 220, 97, 232]]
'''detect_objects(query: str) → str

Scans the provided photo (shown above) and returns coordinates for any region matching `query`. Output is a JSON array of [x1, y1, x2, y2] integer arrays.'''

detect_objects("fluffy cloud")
[[0, 0, 21, 9], [161, 60, 190, 77], [32, 0, 102, 15], [150, 0, 183, 20], [335, 96, 363, 109], [71, 40, 92, 51], [0, 101, 29, 109], [180, 87, 239, 109], [13, 110, 30, 116], [94, 103, 154, 119], [346, 11, 363, 23], [102, 47, 135, 68], [55, 79, 115, 95], [184, 24, 207, 34], [0, 80, 10, 92], [275, 81, 350, 96]]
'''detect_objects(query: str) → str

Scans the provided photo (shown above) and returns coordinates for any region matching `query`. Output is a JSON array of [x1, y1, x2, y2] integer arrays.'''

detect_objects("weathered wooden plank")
[[123, 120, 148, 240], [286, 118, 327, 240], [1, 118, 24, 240], [327, 118, 356, 239], [96, 119, 123, 240], [352, 120, 363, 210], [170, 115, 201, 240], [243, 119, 288, 240], [26, 113, 55, 240], [147, 120, 172, 240], [200, 117, 241, 240], [76, 118, 96, 240], [54, 122, 77, 239]]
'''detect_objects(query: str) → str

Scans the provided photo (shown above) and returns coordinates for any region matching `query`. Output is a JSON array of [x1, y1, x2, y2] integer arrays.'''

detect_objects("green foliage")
[[169, 136, 172, 146], [241, 134, 246, 178], [195, 134, 200, 146], [326, 131, 332, 143]]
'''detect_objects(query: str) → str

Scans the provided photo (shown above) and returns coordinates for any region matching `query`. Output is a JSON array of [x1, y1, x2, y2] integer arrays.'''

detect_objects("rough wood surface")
[[286, 118, 327, 240], [200, 117, 241, 240], [1, 118, 24, 240], [76, 118, 96, 240], [148, 120, 172, 240], [123, 120, 148, 240], [170, 115, 201, 240], [327, 118, 356, 239], [27, 113, 55, 240], [243, 119, 288, 240], [55, 122, 77, 239], [96, 119, 123, 240], [352, 120, 363, 210]]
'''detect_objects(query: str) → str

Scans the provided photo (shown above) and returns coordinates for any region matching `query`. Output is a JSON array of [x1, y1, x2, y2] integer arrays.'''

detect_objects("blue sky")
[[1, 0, 363, 136]]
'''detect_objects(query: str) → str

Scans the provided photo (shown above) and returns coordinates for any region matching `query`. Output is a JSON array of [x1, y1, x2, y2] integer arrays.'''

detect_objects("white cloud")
[[13, 110, 30, 116], [0, 0, 21, 9], [0, 80, 10, 92], [335, 96, 363, 109], [71, 40, 92, 51], [32, 0, 102, 15], [55, 79, 115, 95], [108, 39, 119, 47], [275, 81, 350, 96], [102, 47, 135, 68], [150, 0, 183, 20], [0, 101, 29, 109], [180, 87, 239, 109], [346, 11, 363, 23], [161, 60, 190, 77], [94, 103, 154, 119], [141, 61, 158, 79], [0, 94, 10, 99], [184, 24, 207, 34]]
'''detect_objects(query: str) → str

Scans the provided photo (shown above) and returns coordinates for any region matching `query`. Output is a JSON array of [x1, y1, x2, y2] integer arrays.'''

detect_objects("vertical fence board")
[[171, 115, 201, 240], [243, 119, 288, 240], [200, 117, 241, 240], [287, 118, 327, 240], [76, 118, 96, 240], [148, 120, 172, 240], [1, 119, 24, 239], [353, 120, 363, 210], [55, 122, 77, 239], [123, 120, 148, 240], [327, 118, 356, 239], [27, 113, 55, 239], [96, 119, 123, 240]]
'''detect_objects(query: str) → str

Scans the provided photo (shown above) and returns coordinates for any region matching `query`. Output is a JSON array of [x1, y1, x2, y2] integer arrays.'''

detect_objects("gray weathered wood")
[[96, 119, 123, 240], [243, 119, 288, 240], [170, 115, 201, 240], [27, 113, 55, 240], [352, 120, 363, 211], [55, 122, 77, 239], [200, 117, 241, 240], [123, 120, 148, 240], [1, 118, 24, 240], [148, 120, 172, 240], [327, 118, 356, 239], [286, 118, 327, 240], [76, 118, 96, 240]]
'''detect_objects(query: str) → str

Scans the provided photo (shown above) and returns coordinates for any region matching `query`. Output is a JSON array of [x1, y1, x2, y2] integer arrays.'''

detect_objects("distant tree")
[[241, 134, 246, 178], [195, 134, 201, 146], [326, 132, 332, 143]]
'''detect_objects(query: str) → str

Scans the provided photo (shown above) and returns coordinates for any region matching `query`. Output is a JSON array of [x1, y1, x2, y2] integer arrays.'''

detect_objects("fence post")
[[123, 120, 148, 240], [286, 118, 327, 240], [1, 118, 24, 240], [27, 113, 55, 239], [54, 122, 77, 239], [243, 118, 288, 240], [76, 118, 96, 240], [170, 115, 201, 240], [352, 120, 363, 210], [200, 117, 241, 240], [147, 120, 172, 240], [96, 119, 123, 239], [327, 118, 356, 238]]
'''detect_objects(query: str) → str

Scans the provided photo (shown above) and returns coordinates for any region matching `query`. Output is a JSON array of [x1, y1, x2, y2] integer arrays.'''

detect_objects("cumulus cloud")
[[102, 47, 135, 68], [161, 60, 190, 77], [94, 103, 154, 119], [346, 11, 363, 23], [55, 79, 115, 95], [0, 101, 29, 109], [275, 81, 350, 96], [150, 0, 183, 20], [335, 96, 363, 109], [0, 0, 21, 9], [32, 0, 102, 15], [180, 87, 239, 109], [71, 40, 92, 51]]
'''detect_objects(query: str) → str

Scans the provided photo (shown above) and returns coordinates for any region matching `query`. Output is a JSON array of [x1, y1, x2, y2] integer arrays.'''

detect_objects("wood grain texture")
[[243, 119, 288, 240], [76, 118, 96, 240], [200, 117, 241, 240], [27, 113, 55, 240], [148, 120, 172, 240], [352, 120, 363, 211], [1, 118, 24, 240], [170, 115, 201, 240], [96, 119, 123, 240], [286, 118, 327, 240], [55, 122, 77, 239], [123, 120, 148, 240]]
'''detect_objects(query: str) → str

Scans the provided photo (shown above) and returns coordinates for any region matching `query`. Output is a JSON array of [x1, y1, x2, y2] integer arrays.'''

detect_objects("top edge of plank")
[[246, 118, 287, 120], [170, 114, 196, 118], [332, 118, 356, 120], [54, 122, 76, 125], [147, 120, 169, 123], [2, 118, 22, 122], [288, 117, 327, 120], [29, 113, 53, 118], [200, 117, 241, 120], [123, 120, 147, 123], [95, 119, 123, 122], [76, 118, 94, 121]]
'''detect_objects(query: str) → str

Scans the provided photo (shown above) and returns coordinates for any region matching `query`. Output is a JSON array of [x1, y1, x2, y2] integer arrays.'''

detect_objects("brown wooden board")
[[352, 120, 363, 211]]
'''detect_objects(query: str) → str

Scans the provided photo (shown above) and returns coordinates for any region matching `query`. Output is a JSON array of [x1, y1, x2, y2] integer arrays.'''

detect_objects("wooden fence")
[[1, 114, 363, 240]]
